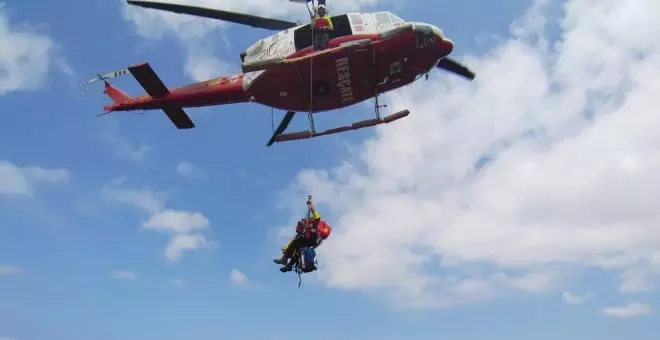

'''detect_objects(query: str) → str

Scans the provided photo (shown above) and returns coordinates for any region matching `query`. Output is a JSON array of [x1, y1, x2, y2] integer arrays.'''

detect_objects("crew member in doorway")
[[312, 3, 333, 50]]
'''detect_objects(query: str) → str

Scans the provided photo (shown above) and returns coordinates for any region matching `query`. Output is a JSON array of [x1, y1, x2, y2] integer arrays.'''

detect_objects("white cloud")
[[185, 54, 230, 82], [101, 177, 166, 214], [602, 302, 652, 318], [143, 210, 209, 234], [281, 0, 660, 308], [0, 3, 55, 95], [618, 252, 660, 292], [0, 162, 30, 196], [0, 265, 23, 276], [619, 267, 653, 293], [164, 233, 209, 262], [183, 42, 234, 82], [563, 291, 595, 305], [176, 161, 206, 178], [103, 179, 212, 262], [22, 167, 69, 183], [229, 269, 249, 285], [109, 270, 137, 280], [141, 209, 211, 262], [0, 160, 69, 197]]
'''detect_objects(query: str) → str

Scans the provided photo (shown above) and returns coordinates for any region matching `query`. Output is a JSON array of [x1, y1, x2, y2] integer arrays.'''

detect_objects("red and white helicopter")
[[87, 0, 476, 146]]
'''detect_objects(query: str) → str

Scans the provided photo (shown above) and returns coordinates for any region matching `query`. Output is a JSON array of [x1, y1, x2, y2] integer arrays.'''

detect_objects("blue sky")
[[1, 0, 660, 339]]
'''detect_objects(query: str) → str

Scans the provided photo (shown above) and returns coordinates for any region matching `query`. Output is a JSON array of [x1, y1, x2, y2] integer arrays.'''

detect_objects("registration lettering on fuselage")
[[335, 57, 354, 104]]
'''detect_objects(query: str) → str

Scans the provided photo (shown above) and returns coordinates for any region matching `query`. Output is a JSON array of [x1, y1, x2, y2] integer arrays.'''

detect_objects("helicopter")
[[87, 0, 476, 146]]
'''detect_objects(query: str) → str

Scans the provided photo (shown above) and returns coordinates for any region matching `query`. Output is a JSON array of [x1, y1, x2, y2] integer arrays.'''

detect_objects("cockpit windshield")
[[388, 12, 404, 23]]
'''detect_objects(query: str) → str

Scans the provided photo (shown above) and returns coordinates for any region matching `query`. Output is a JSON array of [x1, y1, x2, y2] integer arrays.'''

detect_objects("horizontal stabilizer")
[[128, 62, 195, 129], [162, 106, 195, 129], [128, 63, 170, 97]]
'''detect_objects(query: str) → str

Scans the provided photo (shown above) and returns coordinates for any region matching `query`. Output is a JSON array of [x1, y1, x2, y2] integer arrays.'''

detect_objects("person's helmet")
[[318, 220, 332, 239], [318, 4, 326, 11], [296, 220, 305, 233]]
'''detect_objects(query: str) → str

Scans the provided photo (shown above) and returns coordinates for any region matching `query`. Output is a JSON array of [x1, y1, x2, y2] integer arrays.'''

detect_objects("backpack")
[[297, 247, 318, 273]]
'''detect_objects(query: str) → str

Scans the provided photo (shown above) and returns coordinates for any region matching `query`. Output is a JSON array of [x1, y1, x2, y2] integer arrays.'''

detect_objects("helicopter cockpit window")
[[414, 24, 435, 48], [374, 12, 392, 25], [388, 13, 404, 23], [243, 39, 265, 60], [349, 14, 364, 25]]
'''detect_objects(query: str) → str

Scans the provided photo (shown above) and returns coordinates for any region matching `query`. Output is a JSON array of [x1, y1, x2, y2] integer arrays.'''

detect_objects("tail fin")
[[127, 63, 195, 129], [104, 80, 132, 104], [84, 69, 133, 105]]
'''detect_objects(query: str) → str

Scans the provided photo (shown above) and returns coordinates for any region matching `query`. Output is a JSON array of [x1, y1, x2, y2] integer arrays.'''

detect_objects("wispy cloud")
[[0, 265, 24, 276], [619, 266, 656, 293], [97, 118, 153, 163], [101, 178, 211, 262], [602, 302, 652, 318], [142, 210, 209, 234], [562, 291, 595, 305], [101, 177, 167, 214], [109, 270, 137, 280], [0, 336, 19, 340], [103, 178, 212, 262], [0, 160, 69, 197], [176, 161, 206, 178], [163, 233, 209, 262], [143, 210, 211, 262], [0, 4, 56, 95], [229, 269, 250, 285]]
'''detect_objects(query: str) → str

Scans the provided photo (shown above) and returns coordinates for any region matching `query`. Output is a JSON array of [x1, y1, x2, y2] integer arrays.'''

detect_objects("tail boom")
[[100, 63, 250, 129]]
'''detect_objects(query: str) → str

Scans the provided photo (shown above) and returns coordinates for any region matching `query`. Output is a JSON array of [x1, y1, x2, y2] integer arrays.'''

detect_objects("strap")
[[295, 263, 303, 287]]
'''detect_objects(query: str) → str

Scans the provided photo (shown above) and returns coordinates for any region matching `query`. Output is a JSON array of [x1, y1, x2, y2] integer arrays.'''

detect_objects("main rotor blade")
[[127, 1, 298, 30], [436, 57, 476, 80]]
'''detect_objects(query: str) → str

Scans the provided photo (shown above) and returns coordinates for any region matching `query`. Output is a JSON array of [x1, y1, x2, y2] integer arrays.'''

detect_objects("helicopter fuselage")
[[239, 11, 453, 112]]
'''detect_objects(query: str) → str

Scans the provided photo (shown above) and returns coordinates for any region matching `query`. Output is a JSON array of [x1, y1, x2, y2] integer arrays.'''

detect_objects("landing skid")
[[266, 93, 410, 146]]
